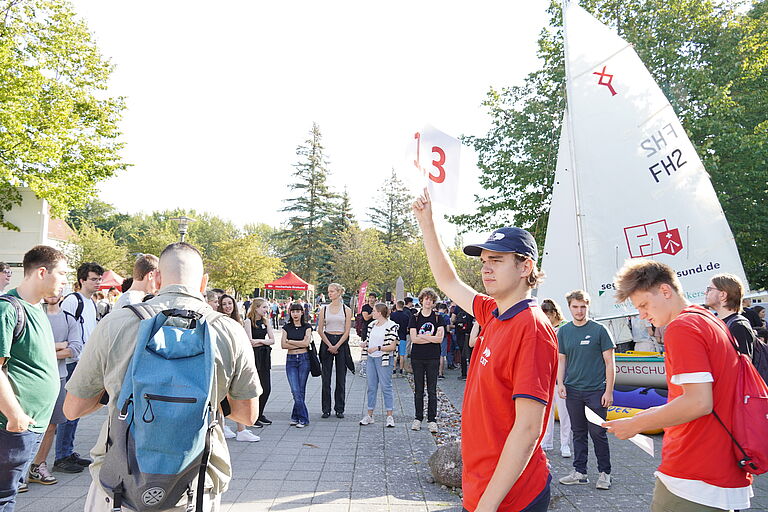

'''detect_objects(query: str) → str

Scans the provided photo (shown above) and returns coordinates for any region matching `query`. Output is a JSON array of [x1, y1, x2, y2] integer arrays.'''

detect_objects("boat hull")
[[615, 352, 667, 388]]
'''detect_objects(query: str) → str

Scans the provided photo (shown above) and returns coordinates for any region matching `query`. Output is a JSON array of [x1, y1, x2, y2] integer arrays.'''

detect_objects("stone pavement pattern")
[[15, 335, 768, 511]]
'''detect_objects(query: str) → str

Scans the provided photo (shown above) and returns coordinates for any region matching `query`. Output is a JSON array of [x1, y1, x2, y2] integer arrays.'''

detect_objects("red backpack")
[[699, 312, 768, 475]]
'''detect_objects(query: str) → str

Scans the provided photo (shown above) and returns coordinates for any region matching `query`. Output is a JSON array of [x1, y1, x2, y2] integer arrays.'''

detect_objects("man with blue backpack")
[[64, 242, 261, 511]]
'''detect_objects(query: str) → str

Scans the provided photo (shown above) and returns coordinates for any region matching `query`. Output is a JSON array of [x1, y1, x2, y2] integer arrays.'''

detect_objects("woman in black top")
[[219, 294, 260, 442], [245, 298, 275, 428], [408, 288, 444, 433], [282, 303, 313, 427]]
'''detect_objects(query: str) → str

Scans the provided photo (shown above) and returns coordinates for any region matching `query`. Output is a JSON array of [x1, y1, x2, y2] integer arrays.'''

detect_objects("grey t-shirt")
[[46, 311, 83, 378], [114, 289, 146, 309], [558, 320, 615, 391]]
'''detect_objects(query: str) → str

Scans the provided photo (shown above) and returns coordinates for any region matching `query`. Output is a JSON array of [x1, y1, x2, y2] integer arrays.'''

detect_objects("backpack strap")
[[124, 303, 156, 321], [0, 294, 26, 343]]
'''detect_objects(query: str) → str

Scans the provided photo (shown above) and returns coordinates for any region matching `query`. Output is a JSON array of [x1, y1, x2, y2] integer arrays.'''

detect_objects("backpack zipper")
[[143, 393, 197, 403]]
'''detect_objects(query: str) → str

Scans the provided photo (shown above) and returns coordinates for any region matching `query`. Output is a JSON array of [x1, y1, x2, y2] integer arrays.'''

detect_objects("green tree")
[[456, 0, 768, 288], [386, 240, 436, 297], [329, 225, 387, 294], [279, 123, 337, 284], [0, 0, 127, 230], [206, 233, 282, 298], [68, 222, 128, 274], [368, 169, 417, 247], [447, 245, 484, 293]]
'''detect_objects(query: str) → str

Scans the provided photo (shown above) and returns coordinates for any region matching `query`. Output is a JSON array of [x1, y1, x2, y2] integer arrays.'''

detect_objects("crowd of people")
[[0, 187, 767, 511]]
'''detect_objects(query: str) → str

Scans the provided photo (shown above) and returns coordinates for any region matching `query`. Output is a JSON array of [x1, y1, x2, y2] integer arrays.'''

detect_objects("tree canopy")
[[0, 0, 127, 230]]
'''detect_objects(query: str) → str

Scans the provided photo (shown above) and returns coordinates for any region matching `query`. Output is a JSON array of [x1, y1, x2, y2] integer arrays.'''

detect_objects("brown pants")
[[651, 478, 731, 512]]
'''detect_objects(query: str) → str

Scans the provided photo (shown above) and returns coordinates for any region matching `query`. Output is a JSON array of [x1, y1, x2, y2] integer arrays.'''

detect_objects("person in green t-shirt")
[[0, 245, 68, 508]]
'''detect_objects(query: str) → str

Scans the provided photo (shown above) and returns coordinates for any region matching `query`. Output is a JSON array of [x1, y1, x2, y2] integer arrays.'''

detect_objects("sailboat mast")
[[561, 0, 589, 292]]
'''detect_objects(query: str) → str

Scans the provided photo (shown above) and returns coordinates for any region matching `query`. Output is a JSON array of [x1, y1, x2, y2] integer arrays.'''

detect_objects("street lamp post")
[[170, 215, 195, 242]]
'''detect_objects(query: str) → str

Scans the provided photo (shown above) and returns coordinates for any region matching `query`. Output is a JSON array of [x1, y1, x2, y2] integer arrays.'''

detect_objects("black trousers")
[[455, 332, 470, 377], [412, 358, 439, 422], [253, 346, 272, 419], [320, 334, 348, 414]]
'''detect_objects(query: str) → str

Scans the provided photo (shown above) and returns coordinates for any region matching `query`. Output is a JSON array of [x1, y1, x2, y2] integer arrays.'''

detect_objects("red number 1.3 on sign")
[[414, 132, 446, 183]]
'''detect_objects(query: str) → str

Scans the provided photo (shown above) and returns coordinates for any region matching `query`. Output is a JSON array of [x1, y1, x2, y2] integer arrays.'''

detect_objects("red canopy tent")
[[98, 270, 124, 291], [263, 271, 314, 302]]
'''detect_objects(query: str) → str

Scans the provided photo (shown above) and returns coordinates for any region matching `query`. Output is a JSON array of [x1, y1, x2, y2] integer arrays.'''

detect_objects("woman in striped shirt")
[[360, 303, 399, 428]]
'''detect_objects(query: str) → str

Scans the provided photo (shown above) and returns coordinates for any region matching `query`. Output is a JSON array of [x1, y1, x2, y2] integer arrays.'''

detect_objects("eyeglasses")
[[2, 270, 11, 276], [705, 286, 719, 294]]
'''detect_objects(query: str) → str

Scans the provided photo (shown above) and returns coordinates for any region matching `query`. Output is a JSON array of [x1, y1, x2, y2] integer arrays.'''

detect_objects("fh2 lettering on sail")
[[640, 123, 688, 183]]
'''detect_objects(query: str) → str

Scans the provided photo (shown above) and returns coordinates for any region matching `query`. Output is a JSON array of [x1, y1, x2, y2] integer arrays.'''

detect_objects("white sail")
[[537, 112, 584, 317], [548, 3, 749, 319]]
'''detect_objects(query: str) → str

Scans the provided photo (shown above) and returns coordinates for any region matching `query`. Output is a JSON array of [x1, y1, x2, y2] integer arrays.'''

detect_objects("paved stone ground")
[[15, 334, 768, 511]]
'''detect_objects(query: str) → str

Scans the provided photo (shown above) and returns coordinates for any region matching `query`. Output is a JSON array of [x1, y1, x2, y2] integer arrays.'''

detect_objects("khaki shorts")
[[84, 480, 221, 512], [651, 478, 727, 512]]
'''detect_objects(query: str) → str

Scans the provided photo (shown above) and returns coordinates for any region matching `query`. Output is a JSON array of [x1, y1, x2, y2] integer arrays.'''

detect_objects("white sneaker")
[[559, 470, 588, 485], [386, 416, 395, 428], [359, 415, 374, 426], [428, 421, 438, 433], [411, 419, 421, 431], [295, 423, 307, 428], [289, 419, 298, 426], [222, 425, 236, 439], [235, 429, 260, 442], [596, 472, 612, 490], [561, 446, 572, 458]]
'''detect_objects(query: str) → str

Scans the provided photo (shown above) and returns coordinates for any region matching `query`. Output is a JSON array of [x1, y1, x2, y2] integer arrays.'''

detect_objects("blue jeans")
[[286, 352, 311, 425], [55, 361, 79, 461], [0, 429, 43, 511], [565, 386, 611, 474], [366, 357, 394, 411]]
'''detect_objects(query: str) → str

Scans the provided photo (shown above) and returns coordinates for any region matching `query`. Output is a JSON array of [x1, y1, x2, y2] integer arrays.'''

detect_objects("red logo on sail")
[[624, 220, 683, 258], [593, 66, 617, 96]]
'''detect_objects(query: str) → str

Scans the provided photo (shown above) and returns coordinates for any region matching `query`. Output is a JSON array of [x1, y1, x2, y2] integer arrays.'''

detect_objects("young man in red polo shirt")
[[606, 260, 753, 511], [413, 191, 558, 512]]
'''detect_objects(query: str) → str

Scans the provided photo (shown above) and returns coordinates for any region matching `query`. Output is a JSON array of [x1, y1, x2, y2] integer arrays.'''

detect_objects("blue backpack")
[[99, 305, 220, 511]]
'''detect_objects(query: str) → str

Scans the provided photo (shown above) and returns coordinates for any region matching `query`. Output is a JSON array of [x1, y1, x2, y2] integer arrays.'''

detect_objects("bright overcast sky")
[[71, 0, 550, 240]]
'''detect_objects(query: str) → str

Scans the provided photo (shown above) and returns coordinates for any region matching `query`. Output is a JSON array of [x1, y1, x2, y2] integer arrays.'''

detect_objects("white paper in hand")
[[584, 406, 654, 457]]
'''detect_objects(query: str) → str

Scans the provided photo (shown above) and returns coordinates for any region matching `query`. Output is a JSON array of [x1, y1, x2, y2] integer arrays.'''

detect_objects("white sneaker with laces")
[[386, 416, 395, 428], [359, 415, 374, 426], [411, 419, 421, 431], [236, 429, 260, 442], [559, 470, 589, 485], [222, 425, 236, 439], [561, 445, 572, 458], [427, 421, 438, 433], [596, 472, 612, 490], [295, 423, 307, 428]]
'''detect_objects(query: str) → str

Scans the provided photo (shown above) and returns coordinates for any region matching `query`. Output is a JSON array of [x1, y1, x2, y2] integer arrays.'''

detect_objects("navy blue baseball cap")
[[463, 227, 538, 261]]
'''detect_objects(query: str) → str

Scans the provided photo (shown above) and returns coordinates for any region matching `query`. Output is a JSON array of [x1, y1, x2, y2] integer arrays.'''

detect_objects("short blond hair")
[[566, 290, 590, 305], [614, 260, 682, 302], [711, 273, 744, 311]]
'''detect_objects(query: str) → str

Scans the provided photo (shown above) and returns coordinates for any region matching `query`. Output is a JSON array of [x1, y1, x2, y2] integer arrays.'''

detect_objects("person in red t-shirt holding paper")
[[606, 259, 753, 511], [412, 190, 558, 512]]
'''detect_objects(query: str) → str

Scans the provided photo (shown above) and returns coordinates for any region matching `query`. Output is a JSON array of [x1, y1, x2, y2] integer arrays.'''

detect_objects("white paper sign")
[[412, 125, 460, 208], [584, 406, 654, 457]]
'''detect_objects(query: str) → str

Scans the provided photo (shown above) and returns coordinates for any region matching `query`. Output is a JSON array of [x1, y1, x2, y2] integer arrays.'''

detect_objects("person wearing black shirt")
[[390, 300, 411, 375], [408, 288, 444, 433], [245, 298, 276, 428], [282, 303, 313, 427], [451, 305, 475, 379], [705, 274, 756, 359], [360, 293, 377, 341]]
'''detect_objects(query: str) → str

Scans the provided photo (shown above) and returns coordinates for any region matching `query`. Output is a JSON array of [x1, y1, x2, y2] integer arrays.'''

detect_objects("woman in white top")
[[360, 303, 399, 427], [244, 298, 275, 428], [541, 298, 572, 458], [317, 283, 352, 419]]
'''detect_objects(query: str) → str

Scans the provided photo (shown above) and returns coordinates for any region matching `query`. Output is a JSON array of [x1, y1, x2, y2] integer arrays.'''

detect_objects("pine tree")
[[279, 123, 337, 284], [368, 169, 417, 247]]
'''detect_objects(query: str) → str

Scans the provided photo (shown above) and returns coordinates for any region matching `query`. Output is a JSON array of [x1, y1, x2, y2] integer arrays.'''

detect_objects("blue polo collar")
[[492, 298, 538, 321]]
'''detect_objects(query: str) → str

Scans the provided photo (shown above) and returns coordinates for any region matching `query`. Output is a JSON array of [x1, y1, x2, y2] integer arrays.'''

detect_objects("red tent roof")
[[98, 270, 124, 291], [264, 271, 314, 291]]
